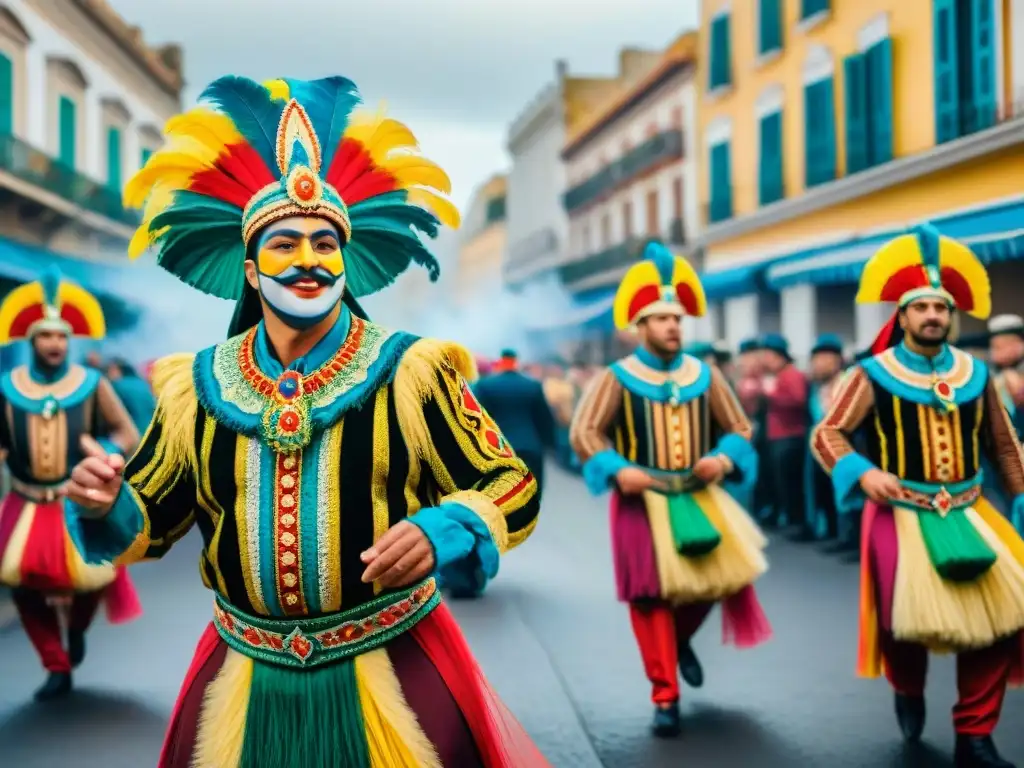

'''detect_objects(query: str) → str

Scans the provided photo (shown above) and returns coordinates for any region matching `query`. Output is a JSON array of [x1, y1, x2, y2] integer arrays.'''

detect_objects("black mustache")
[[272, 268, 338, 287]]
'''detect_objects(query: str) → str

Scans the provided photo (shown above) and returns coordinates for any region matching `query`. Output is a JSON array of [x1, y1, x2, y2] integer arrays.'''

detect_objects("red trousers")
[[880, 631, 1019, 736], [13, 589, 103, 673], [628, 600, 714, 704]]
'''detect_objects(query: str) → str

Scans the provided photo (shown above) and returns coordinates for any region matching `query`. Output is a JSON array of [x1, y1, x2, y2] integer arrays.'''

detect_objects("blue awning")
[[701, 264, 762, 300], [764, 198, 1024, 290]]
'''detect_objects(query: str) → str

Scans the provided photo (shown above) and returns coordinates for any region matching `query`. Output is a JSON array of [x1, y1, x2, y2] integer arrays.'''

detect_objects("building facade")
[[0, 0, 184, 350], [698, 0, 1024, 361], [454, 174, 508, 308]]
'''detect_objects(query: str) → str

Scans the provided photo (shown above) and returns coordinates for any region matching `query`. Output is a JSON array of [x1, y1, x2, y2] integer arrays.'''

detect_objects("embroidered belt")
[[213, 577, 440, 668], [10, 478, 65, 503], [893, 481, 981, 516]]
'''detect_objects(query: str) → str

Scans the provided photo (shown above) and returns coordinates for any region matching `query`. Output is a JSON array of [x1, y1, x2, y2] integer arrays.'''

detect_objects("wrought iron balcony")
[[0, 133, 140, 227], [563, 130, 684, 214], [558, 238, 645, 288]]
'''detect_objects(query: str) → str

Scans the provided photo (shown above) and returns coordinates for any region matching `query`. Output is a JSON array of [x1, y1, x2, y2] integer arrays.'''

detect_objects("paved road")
[[1, 465, 1023, 767]]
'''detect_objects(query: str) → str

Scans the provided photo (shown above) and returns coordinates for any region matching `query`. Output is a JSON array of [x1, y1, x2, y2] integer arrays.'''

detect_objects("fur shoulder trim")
[[150, 352, 199, 474]]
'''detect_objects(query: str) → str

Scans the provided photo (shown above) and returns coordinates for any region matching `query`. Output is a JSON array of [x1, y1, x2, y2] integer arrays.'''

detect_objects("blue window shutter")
[[933, 0, 961, 143], [804, 83, 817, 186], [866, 39, 894, 165], [0, 53, 12, 136], [758, 111, 783, 204], [821, 77, 836, 182], [759, 0, 782, 55], [106, 126, 122, 190], [140, 147, 152, 167], [58, 96, 76, 168], [805, 78, 836, 187], [709, 15, 732, 89], [970, 0, 996, 132], [844, 54, 868, 174], [710, 142, 732, 222], [801, 0, 829, 19]]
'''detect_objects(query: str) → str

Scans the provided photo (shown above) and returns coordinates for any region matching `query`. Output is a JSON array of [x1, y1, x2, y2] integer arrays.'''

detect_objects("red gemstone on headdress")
[[295, 174, 316, 201]]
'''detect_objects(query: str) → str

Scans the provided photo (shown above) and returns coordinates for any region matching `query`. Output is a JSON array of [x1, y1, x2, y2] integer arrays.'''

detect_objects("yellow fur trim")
[[392, 338, 476, 453], [354, 649, 442, 768], [149, 353, 200, 477], [890, 499, 1024, 651], [192, 647, 253, 768], [440, 489, 510, 554], [644, 485, 768, 603]]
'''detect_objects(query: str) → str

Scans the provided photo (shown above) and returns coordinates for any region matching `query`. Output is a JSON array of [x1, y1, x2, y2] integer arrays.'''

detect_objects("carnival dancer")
[[63, 75, 549, 768], [804, 333, 845, 541], [570, 240, 771, 738], [811, 225, 1024, 768], [0, 268, 141, 700], [986, 314, 1024, 438]]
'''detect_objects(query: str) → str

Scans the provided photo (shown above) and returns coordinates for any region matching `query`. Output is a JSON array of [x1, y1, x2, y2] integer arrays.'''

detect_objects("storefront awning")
[[763, 197, 1024, 290], [702, 264, 762, 300]]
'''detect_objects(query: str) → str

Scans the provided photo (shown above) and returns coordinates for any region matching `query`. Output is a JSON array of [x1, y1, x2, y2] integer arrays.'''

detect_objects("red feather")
[[870, 311, 901, 356], [325, 138, 398, 205], [676, 284, 699, 316], [9, 305, 42, 338], [61, 304, 89, 336], [879, 265, 928, 302], [628, 285, 660, 324], [187, 143, 276, 210], [939, 266, 974, 312]]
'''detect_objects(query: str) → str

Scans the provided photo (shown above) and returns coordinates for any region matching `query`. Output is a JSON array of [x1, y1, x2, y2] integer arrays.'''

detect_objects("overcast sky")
[[108, 0, 699, 211]]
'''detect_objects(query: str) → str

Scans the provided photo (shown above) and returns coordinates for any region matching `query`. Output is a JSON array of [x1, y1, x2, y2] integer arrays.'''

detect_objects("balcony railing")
[[0, 133, 140, 226], [563, 130, 684, 214], [558, 238, 645, 287]]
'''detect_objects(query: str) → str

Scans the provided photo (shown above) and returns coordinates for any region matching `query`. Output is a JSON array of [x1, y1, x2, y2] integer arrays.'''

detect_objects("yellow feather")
[[354, 649, 442, 768], [939, 238, 991, 319], [345, 110, 419, 165], [0, 282, 44, 344], [58, 283, 106, 339], [381, 154, 452, 195], [670, 255, 707, 318], [406, 187, 461, 230], [164, 108, 243, 153], [128, 184, 176, 258], [124, 150, 215, 209], [193, 649, 252, 768], [263, 78, 290, 101], [613, 261, 661, 330], [855, 234, 925, 304]]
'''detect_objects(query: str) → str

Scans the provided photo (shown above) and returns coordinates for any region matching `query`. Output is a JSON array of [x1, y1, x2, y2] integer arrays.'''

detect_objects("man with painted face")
[[570, 241, 771, 738], [62, 76, 549, 768], [812, 226, 1024, 768], [0, 268, 140, 701]]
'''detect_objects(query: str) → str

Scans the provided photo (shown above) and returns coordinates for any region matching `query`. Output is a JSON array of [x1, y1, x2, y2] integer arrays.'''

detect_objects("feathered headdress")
[[856, 224, 991, 354], [124, 76, 460, 302], [0, 266, 106, 345], [612, 240, 706, 330]]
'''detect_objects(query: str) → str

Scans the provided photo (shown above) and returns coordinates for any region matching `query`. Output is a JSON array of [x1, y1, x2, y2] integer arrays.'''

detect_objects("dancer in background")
[[812, 226, 1024, 768], [0, 268, 140, 700], [571, 240, 770, 738], [65, 74, 549, 767], [804, 334, 845, 541]]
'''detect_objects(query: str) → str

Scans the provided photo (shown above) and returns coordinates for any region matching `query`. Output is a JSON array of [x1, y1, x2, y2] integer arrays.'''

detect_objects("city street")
[[1, 465, 1023, 767]]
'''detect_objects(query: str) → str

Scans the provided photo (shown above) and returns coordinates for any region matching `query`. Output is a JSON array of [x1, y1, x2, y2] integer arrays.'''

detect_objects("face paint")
[[255, 216, 346, 329]]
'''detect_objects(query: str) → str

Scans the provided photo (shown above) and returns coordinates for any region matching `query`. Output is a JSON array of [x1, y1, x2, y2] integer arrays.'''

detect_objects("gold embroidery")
[[27, 412, 67, 482], [927, 408, 956, 482], [891, 395, 905, 477], [623, 389, 637, 463], [319, 422, 343, 613], [371, 388, 391, 595], [197, 415, 230, 596], [442, 490, 509, 554]]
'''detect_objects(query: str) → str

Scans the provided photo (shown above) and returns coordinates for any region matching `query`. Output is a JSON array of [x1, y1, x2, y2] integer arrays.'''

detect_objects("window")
[[0, 53, 12, 136], [934, 0, 996, 143], [622, 201, 633, 238], [845, 33, 893, 173], [672, 177, 683, 220], [804, 77, 836, 187], [58, 96, 76, 168], [758, 110, 784, 204], [708, 13, 732, 90], [646, 190, 659, 234], [106, 126, 122, 190], [801, 0, 830, 19], [708, 141, 732, 223], [758, 0, 783, 55], [140, 147, 153, 166], [844, 54, 869, 174], [600, 214, 611, 247]]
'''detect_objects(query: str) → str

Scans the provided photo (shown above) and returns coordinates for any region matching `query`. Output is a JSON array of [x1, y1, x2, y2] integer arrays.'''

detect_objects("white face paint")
[[257, 269, 346, 329]]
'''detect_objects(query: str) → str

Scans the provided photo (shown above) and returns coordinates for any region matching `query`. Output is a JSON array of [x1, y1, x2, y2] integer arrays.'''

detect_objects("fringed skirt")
[[864, 498, 1024, 659], [0, 492, 117, 593], [159, 603, 550, 768]]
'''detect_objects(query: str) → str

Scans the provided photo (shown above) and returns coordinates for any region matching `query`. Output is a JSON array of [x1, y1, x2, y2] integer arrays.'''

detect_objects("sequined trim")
[[457, 378, 515, 459], [893, 483, 980, 513], [317, 422, 343, 612], [213, 578, 440, 668], [274, 452, 306, 615], [242, 436, 268, 613]]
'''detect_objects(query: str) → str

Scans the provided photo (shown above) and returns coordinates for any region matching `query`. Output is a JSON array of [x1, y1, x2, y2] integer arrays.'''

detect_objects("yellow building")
[[454, 174, 508, 308], [697, 0, 1024, 359]]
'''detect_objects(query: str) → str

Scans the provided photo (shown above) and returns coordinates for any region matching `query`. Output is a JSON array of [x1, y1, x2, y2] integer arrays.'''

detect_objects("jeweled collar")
[[610, 351, 710, 404], [193, 313, 417, 452], [861, 342, 987, 407], [0, 363, 100, 415]]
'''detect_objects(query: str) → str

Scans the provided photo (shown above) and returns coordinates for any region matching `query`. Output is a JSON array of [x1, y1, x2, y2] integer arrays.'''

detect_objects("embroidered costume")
[[570, 242, 771, 733], [811, 226, 1024, 764], [70, 76, 548, 767], [0, 268, 141, 698]]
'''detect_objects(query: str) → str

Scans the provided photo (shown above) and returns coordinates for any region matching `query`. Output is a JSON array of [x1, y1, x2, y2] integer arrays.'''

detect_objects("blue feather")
[[39, 265, 62, 306], [642, 240, 675, 284], [913, 223, 942, 288], [283, 77, 361, 169], [199, 76, 284, 173]]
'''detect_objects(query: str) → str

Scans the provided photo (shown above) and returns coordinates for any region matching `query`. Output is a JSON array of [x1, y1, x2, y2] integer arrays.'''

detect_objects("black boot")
[[894, 693, 925, 742], [34, 672, 72, 702], [651, 703, 681, 738], [68, 629, 86, 668], [677, 642, 704, 688], [954, 735, 1015, 767]]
